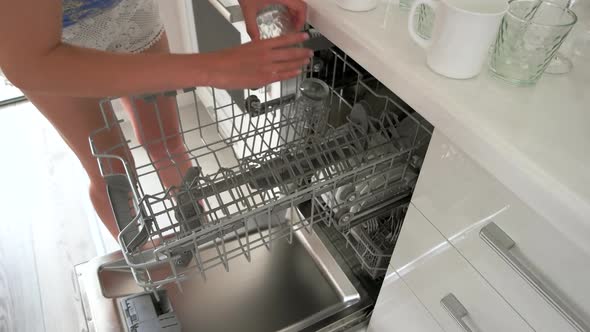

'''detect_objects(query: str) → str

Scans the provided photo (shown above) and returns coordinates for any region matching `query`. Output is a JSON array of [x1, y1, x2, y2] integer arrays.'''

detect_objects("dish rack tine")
[[213, 235, 230, 272], [252, 215, 270, 250], [169, 260, 184, 294], [232, 224, 250, 262], [288, 202, 295, 244], [245, 219, 252, 260], [191, 237, 207, 281], [233, 223, 251, 262], [268, 209, 274, 250], [306, 195, 316, 233]]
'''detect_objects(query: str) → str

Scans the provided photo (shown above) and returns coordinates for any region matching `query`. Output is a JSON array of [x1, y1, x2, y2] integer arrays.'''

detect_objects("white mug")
[[408, 0, 508, 79]]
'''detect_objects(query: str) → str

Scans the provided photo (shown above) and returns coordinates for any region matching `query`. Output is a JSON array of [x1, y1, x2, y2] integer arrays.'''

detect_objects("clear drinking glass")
[[295, 78, 330, 136], [545, 0, 576, 74], [256, 4, 295, 39], [489, 0, 577, 86]]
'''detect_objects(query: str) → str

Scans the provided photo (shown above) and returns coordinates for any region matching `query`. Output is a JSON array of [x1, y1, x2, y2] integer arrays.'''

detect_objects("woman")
[[0, 0, 311, 237]]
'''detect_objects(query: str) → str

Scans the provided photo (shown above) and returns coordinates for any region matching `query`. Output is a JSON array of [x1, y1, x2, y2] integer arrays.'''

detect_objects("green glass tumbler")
[[489, 0, 577, 86]]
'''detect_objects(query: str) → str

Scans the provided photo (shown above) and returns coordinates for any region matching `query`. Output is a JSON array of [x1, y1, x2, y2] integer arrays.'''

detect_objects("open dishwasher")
[[74, 46, 433, 332]]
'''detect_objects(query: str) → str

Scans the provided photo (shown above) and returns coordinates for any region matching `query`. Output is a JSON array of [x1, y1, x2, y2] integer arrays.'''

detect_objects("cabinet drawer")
[[392, 204, 532, 332], [412, 130, 590, 331], [368, 265, 443, 332]]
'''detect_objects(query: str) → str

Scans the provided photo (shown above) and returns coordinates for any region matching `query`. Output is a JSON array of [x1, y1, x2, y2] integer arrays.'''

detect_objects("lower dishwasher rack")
[[345, 203, 408, 279], [89, 49, 432, 292]]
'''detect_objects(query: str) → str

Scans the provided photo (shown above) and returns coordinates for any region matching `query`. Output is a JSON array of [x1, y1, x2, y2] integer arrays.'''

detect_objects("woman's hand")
[[199, 32, 312, 89], [239, 0, 307, 40]]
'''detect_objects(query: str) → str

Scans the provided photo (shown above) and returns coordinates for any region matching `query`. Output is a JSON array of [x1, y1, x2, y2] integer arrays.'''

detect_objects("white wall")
[[157, 0, 199, 53]]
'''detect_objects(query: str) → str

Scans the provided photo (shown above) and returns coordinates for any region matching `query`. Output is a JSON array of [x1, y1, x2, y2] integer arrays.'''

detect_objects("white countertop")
[[306, 0, 590, 252]]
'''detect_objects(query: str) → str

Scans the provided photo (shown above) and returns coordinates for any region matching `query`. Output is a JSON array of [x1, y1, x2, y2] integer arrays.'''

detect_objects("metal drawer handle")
[[480, 222, 589, 332], [441, 293, 474, 332]]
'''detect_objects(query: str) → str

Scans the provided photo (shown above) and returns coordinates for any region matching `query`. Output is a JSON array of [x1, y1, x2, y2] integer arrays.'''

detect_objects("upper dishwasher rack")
[[89, 49, 432, 292]]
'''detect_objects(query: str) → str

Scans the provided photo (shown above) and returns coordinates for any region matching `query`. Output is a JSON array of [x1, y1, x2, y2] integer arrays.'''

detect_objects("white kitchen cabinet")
[[411, 130, 590, 331], [391, 204, 532, 332], [368, 265, 443, 332], [388, 205, 447, 273]]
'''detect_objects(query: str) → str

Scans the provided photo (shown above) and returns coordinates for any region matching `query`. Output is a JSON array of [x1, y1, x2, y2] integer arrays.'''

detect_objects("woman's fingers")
[[243, 8, 261, 40], [207, 28, 314, 89], [262, 32, 309, 49], [264, 58, 309, 74], [279, 0, 307, 30], [246, 22, 261, 40], [269, 47, 313, 62]]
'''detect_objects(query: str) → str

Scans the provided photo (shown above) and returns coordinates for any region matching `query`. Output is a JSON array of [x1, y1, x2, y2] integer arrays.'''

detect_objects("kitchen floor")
[[0, 97, 214, 332], [0, 100, 103, 332]]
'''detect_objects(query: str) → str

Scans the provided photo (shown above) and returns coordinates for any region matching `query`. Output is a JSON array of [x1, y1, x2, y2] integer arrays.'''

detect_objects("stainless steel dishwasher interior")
[[76, 213, 360, 332]]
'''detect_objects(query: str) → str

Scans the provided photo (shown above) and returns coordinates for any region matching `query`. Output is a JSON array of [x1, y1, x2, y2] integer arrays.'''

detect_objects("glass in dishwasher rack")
[[89, 49, 432, 292]]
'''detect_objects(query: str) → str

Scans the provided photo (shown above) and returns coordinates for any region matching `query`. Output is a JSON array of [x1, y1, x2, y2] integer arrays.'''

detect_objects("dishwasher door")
[[75, 219, 361, 332]]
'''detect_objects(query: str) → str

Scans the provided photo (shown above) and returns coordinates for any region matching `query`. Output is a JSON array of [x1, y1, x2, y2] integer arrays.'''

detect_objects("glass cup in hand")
[[256, 4, 296, 39]]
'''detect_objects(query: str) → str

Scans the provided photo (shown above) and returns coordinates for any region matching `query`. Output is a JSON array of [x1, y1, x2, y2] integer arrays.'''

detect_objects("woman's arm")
[[0, 0, 311, 97]]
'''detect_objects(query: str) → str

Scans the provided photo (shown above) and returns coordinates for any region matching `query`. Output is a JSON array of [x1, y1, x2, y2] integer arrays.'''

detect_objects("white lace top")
[[61, 0, 164, 53]]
